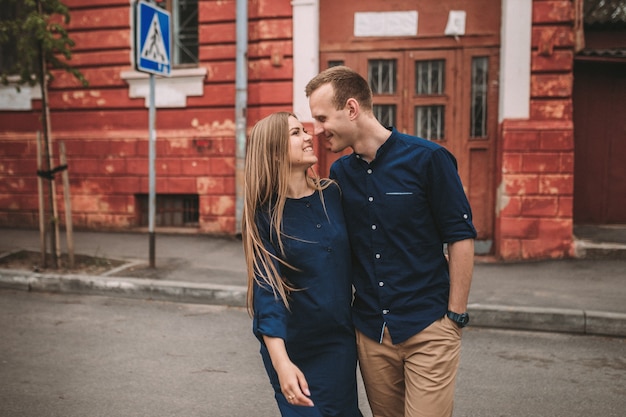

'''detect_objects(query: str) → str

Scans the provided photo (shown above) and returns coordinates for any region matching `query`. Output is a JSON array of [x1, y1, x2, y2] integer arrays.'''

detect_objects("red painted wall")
[[0, 0, 294, 235], [495, 0, 576, 260]]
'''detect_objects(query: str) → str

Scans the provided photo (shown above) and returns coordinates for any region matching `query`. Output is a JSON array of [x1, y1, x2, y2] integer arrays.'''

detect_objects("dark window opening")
[[0, 3, 37, 78], [328, 60, 344, 68], [136, 194, 199, 227], [470, 56, 488, 138]]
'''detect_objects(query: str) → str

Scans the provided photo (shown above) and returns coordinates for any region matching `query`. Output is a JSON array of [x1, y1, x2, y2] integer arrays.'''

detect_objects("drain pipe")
[[235, 0, 248, 235]]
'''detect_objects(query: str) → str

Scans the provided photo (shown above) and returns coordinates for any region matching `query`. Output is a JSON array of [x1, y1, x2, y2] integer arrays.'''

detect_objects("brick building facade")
[[497, 2, 576, 259], [1, 1, 622, 261]]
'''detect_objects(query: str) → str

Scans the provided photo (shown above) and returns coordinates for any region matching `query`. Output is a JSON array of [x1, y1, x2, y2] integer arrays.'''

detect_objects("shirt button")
[[463, 213, 468, 219], [375, 253, 381, 259], [382, 309, 389, 315], [367, 169, 372, 174], [371, 224, 377, 230], [378, 281, 384, 287], [368, 196, 374, 202], [305, 202, 311, 208], [326, 247, 332, 252], [316, 224, 321, 229]]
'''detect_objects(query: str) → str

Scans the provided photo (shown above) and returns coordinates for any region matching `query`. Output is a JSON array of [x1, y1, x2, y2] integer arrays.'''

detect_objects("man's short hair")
[[305, 66, 373, 111]]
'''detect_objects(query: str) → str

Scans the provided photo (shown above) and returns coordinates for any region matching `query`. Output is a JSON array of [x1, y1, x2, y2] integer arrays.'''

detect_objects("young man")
[[306, 66, 476, 417]]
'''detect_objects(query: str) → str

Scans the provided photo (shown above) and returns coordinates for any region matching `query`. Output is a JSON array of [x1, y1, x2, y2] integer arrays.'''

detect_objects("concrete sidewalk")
[[1, 228, 625, 337]]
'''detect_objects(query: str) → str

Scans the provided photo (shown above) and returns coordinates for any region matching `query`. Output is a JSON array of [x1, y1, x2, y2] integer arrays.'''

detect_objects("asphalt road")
[[1, 290, 624, 417]]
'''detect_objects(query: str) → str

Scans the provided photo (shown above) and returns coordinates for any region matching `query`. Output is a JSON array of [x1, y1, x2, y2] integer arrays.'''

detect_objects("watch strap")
[[446, 310, 469, 327]]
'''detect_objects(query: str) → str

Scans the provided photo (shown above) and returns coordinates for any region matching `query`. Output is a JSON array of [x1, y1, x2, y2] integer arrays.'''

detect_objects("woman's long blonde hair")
[[242, 112, 329, 315]]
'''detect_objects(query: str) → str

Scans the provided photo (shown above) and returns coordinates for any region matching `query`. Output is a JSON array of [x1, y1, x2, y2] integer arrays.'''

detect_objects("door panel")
[[405, 50, 459, 155], [459, 48, 500, 243], [573, 60, 626, 223]]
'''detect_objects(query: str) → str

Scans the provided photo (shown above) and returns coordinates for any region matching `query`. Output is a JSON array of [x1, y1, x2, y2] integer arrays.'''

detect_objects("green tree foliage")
[[0, 0, 88, 269], [0, 0, 87, 88]]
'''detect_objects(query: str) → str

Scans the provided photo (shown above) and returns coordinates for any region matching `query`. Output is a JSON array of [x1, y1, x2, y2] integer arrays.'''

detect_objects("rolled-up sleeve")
[[427, 147, 477, 243], [252, 215, 288, 342]]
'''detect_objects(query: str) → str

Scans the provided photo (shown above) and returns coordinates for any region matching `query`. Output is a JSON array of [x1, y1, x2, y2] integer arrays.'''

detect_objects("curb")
[[574, 239, 626, 260], [0, 269, 246, 307], [467, 303, 626, 338], [1, 269, 625, 338]]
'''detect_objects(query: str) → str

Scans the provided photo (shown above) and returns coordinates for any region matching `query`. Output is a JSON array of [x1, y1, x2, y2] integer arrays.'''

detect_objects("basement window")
[[136, 194, 199, 227]]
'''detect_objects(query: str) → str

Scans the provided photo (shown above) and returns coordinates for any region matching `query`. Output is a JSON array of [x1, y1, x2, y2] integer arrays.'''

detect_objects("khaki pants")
[[357, 316, 462, 417]]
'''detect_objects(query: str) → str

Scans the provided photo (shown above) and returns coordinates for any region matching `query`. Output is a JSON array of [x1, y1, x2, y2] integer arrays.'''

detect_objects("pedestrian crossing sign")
[[135, 0, 171, 76]]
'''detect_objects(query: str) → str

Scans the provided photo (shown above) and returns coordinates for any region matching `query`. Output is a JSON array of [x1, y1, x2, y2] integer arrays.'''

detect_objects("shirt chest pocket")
[[383, 190, 417, 208], [380, 190, 430, 227]]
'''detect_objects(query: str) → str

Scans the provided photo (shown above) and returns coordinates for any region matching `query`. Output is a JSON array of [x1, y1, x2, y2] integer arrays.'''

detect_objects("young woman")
[[242, 112, 362, 417]]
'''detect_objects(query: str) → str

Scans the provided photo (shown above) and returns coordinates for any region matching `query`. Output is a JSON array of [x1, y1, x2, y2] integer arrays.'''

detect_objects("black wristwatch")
[[446, 311, 470, 328]]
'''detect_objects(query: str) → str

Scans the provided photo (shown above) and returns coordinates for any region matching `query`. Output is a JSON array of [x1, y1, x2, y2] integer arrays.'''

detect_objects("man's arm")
[[447, 238, 474, 313]]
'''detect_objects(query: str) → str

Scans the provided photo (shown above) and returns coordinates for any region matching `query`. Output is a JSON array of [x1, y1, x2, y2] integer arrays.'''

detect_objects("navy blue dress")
[[252, 183, 362, 417]]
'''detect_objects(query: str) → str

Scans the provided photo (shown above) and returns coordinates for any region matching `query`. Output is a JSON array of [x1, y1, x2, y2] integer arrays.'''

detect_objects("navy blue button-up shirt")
[[330, 128, 477, 344]]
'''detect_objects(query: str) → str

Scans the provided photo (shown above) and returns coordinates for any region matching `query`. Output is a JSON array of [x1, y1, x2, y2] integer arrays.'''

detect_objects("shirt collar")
[[350, 126, 396, 166]]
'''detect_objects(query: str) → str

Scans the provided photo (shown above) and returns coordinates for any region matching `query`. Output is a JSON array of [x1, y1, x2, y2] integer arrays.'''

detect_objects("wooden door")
[[318, 48, 499, 250], [573, 60, 626, 224]]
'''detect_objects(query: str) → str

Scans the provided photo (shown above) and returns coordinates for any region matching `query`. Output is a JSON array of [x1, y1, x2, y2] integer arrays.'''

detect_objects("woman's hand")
[[263, 336, 314, 407], [274, 359, 314, 406]]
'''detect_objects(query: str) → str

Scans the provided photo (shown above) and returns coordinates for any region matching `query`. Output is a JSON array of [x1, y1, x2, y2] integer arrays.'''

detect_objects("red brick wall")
[[0, 0, 294, 235], [495, 0, 576, 260]]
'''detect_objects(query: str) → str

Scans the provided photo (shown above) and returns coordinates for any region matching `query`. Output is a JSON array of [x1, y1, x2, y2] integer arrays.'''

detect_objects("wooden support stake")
[[36, 131, 47, 268], [59, 141, 74, 268], [47, 137, 61, 267]]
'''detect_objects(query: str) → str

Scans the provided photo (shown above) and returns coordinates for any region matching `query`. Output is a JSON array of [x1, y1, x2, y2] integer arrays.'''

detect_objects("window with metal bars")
[[368, 60, 397, 127], [415, 105, 445, 140], [415, 60, 445, 95], [413, 59, 446, 140], [136, 194, 199, 227], [373, 104, 396, 127], [470, 56, 488, 138], [158, 0, 199, 66], [368, 59, 397, 94]]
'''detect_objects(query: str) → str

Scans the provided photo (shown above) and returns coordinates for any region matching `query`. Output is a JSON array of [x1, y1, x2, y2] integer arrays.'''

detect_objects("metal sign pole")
[[135, 0, 170, 268], [148, 72, 156, 268]]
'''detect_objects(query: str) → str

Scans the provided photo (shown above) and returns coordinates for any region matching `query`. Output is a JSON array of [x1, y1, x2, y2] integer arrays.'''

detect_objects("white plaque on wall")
[[444, 10, 466, 36], [354, 11, 418, 37]]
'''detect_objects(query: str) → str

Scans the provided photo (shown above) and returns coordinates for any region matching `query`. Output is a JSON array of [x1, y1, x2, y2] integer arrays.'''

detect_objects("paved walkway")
[[1, 228, 625, 337]]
